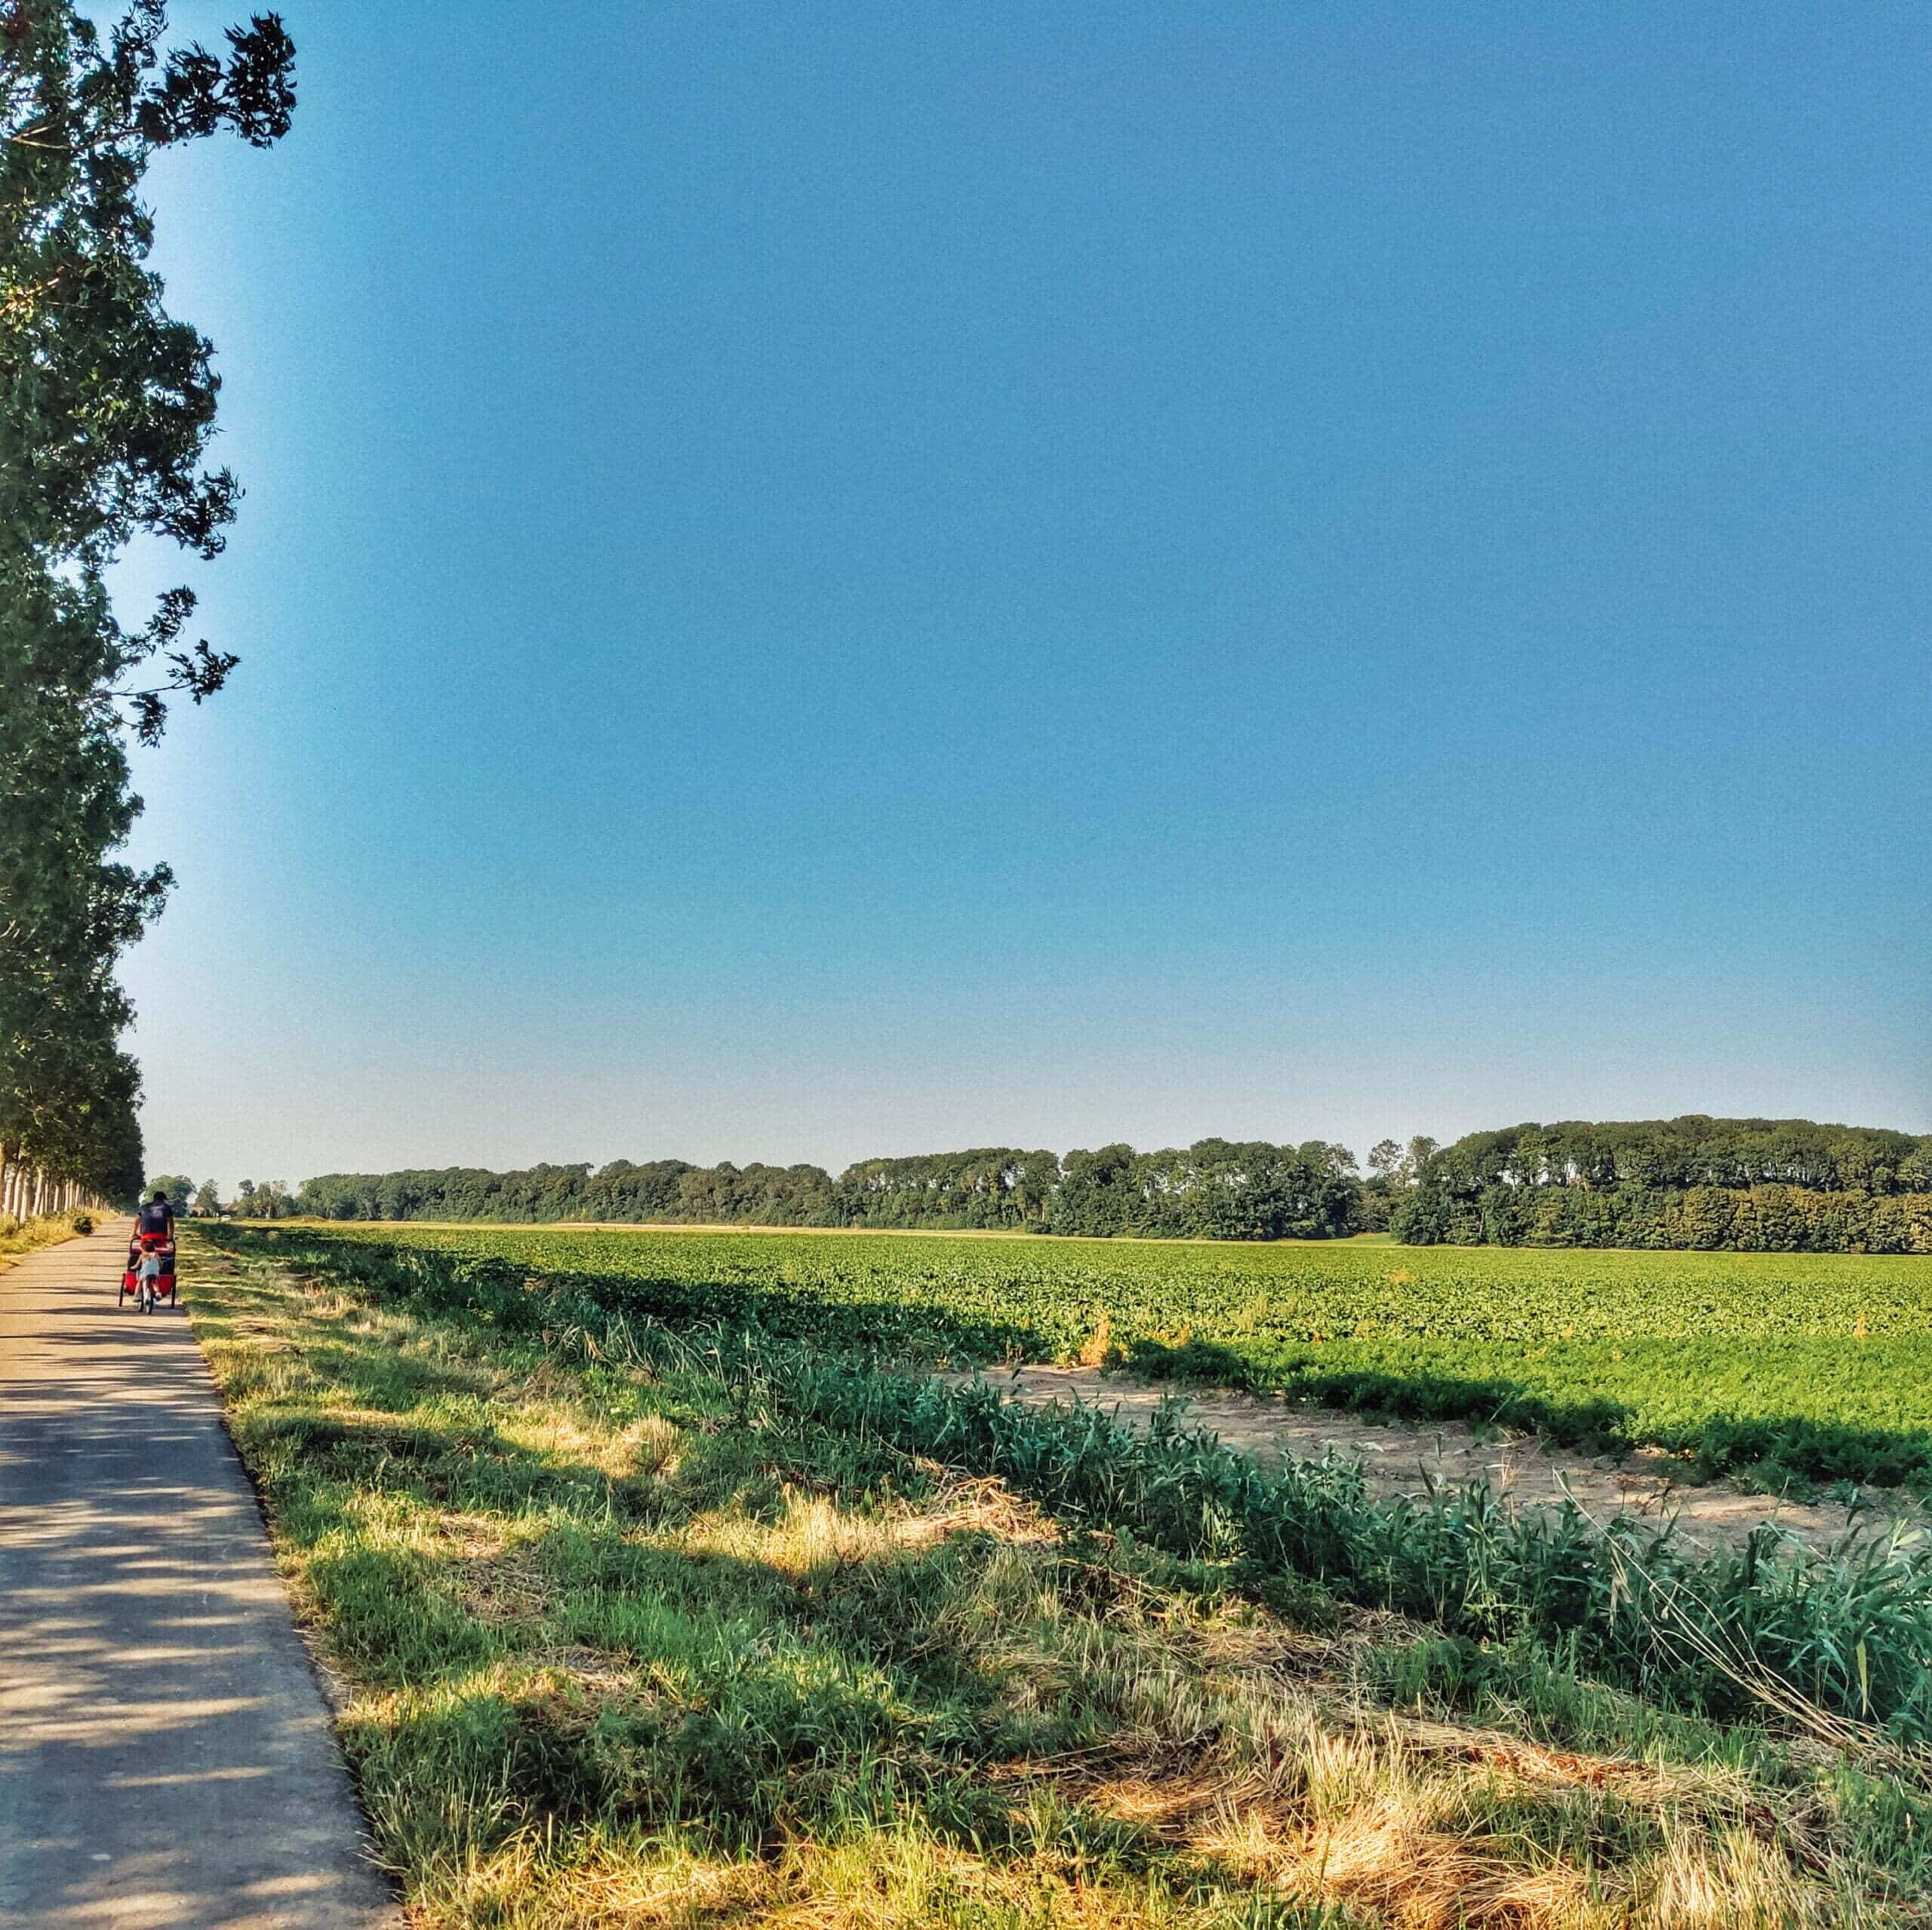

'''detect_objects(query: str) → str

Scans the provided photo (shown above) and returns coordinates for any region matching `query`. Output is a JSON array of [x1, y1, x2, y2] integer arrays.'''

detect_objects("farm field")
[[266, 1222, 1932, 1489], [186, 1223, 1932, 1925]]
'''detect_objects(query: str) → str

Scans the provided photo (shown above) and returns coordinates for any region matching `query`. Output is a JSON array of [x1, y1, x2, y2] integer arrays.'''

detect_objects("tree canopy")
[[295, 1138, 1365, 1242], [296, 1119, 1932, 1253], [0, 5, 294, 1206], [1395, 1117, 1932, 1252]]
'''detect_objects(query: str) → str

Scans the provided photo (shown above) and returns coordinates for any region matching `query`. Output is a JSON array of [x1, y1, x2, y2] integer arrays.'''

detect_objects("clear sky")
[[116, 2, 1930, 1191]]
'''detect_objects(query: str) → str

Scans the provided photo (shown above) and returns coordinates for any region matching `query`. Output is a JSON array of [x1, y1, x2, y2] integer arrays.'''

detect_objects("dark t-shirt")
[[136, 1202, 174, 1237]]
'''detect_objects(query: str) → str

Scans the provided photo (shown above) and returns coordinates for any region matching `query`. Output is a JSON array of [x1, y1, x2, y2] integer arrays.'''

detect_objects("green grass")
[[263, 1221, 1932, 1489], [183, 1227, 1932, 1928], [0, 1208, 94, 1264]]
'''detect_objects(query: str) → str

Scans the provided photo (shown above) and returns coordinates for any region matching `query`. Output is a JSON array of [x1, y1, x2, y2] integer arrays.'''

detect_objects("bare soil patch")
[[955, 1364, 1923, 1551]]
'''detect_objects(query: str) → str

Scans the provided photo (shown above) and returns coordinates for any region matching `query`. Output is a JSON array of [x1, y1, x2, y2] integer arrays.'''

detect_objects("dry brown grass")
[[439, 1521, 550, 1628], [1058, 1733, 1832, 1930], [1077, 1311, 1125, 1369]]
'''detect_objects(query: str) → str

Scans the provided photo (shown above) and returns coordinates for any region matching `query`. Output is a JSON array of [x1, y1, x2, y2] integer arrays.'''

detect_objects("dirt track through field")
[[958, 1365, 1923, 1551], [0, 1224, 398, 1929]]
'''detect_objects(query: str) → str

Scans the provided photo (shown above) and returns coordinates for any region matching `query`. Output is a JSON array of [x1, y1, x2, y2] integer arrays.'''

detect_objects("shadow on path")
[[0, 1224, 398, 1929]]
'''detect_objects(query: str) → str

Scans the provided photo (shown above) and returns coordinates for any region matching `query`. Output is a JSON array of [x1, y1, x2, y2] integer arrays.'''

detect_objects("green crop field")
[[261, 1222, 1932, 1489], [192, 1221, 1932, 1921]]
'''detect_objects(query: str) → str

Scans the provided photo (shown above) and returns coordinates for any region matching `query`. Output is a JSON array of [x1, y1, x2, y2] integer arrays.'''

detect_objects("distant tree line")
[[1394, 1118, 1932, 1252], [291, 1119, 1932, 1251], [296, 1138, 1371, 1240]]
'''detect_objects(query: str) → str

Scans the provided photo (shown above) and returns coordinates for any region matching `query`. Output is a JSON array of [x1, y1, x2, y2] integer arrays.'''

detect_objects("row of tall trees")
[[0, 6, 293, 1213], [296, 1120, 1932, 1251], [0, 1158, 100, 1219], [296, 1138, 1371, 1240], [1395, 1118, 1932, 1252]]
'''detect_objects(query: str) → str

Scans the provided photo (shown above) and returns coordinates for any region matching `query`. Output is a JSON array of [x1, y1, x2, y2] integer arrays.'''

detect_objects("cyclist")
[[128, 1187, 178, 1309], [134, 1188, 175, 1242]]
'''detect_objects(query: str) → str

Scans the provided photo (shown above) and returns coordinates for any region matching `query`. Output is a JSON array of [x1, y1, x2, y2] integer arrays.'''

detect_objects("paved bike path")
[[0, 1225, 398, 1928]]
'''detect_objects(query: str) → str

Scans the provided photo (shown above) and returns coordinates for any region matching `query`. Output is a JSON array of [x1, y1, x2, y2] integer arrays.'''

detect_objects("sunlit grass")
[[0, 1208, 93, 1266], [182, 1232, 1932, 1926], [257, 1220, 1932, 1489]]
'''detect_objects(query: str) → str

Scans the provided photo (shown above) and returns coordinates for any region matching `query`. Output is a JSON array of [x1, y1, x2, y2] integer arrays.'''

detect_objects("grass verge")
[[0, 1208, 94, 1267], [183, 1228, 1932, 1925]]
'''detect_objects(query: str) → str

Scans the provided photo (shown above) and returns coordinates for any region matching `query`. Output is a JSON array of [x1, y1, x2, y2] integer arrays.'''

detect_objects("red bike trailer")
[[120, 1233, 179, 1311]]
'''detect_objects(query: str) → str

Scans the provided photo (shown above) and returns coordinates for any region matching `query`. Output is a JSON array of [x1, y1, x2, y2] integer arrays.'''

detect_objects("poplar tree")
[[0, 4, 294, 1206]]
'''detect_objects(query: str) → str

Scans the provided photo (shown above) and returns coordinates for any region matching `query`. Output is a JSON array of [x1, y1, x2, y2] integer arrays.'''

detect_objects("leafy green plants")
[[202, 1222, 1932, 1744], [226, 1221, 1932, 1491], [186, 1225, 1932, 1925]]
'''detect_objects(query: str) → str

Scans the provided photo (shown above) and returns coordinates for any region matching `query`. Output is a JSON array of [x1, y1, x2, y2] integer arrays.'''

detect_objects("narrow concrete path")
[[0, 1224, 399, 1929]]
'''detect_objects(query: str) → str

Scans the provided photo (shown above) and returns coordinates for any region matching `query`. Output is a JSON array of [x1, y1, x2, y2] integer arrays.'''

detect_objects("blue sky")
[[118, 2, 1930, 1189]]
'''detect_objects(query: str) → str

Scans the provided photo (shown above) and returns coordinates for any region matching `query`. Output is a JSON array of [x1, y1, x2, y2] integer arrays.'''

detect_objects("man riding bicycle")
[[134, 1187, 175, 1243], [125, 1187, 179, 1311]]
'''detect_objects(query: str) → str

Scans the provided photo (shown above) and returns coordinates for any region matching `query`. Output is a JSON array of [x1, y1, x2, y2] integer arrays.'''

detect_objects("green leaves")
[[298, 1139, 1366, 1242], [249, 1221, 1932, 1493], [208, 1217, 1932, 1744], [0, 5, 294, 1200]]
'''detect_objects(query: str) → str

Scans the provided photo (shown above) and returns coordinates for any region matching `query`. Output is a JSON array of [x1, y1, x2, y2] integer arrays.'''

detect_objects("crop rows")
[[281, 1223, 1932, 1487]]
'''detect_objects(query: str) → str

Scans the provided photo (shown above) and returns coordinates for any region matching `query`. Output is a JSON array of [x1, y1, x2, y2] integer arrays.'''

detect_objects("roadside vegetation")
[[190, 1222, 1932, 1926], [251, 1222, 1932, 1495], [0, 1208, 93, 1266]]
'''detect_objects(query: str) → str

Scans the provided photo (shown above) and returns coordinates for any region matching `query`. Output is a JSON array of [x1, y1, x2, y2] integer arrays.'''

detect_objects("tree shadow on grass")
[[196, 1272, 1318, 1907], [191, 1225, 1932, 1748], [204, 1225, 1051, 1371]]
